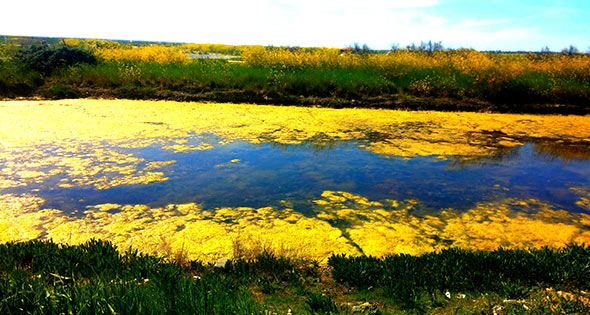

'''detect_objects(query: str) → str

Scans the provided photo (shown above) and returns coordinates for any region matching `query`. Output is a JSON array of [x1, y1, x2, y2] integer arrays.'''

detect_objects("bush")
[[41, 84, 81, 99], [305, 292, 339, 314], [14, 45, 96, 76], [0, 60, 43, 96]]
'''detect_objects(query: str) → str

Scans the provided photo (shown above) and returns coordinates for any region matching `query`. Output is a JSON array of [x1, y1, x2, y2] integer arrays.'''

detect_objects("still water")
[[2, 100, 590, 261], [5, 134, 589, 216]]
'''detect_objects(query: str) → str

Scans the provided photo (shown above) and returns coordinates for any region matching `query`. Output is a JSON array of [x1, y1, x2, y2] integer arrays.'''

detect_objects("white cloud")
[[0, 0, 585, 51], [276, 0, 439, 11], [456, 18, 512, 28]]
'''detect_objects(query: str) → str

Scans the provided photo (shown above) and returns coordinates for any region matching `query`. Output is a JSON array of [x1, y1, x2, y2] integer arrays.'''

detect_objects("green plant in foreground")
[[305, 292, 339, 314], [2, 240, 590, 313], [0, 239, 260, 314], [329, 244, 590, 310]]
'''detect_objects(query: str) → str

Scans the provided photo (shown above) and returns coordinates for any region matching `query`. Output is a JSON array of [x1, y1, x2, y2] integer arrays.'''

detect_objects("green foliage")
[[14, 45, 96, 76], [305, 292, 339, 314], [328, 245, 590, 310], [1, 42, 589, 112], [0, 58, 42, 96], [0, 239, 260, 314], [2, 240, 590, 313], [41, 84, 81, 99]]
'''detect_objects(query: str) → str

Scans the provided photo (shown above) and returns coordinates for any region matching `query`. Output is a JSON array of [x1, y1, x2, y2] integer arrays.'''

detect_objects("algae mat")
[[1, 99, 590, 262]]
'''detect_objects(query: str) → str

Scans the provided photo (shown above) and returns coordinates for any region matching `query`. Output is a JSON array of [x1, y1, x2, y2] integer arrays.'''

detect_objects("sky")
[[1, 0, 588, 51]]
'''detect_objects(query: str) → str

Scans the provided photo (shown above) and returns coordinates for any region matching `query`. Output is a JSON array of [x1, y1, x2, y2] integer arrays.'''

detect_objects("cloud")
[[0, 0, 587, 51], [276, 0, 439, 11], [456, 18, 513, 28]]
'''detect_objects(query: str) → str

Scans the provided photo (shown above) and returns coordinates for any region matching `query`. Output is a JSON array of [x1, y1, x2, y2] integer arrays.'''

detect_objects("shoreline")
[[3, 90, 589, 115]]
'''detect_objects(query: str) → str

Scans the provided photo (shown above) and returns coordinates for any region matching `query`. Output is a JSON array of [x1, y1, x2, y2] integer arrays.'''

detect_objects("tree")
[[14, 45, 97, 76], [347, 43, 371, 55], [406, 41, 444, 54], [561, 45, 579, 55]]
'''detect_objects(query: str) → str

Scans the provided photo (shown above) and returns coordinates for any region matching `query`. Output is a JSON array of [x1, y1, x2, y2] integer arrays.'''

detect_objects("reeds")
[[2, 41, 589, 112]]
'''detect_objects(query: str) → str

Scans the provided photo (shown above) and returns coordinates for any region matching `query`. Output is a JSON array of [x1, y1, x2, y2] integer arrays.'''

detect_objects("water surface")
[[4, 134, 588, 216]]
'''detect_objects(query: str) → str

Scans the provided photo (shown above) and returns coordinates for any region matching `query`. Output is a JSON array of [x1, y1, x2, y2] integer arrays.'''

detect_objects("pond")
[[3, 134, 590, 215], [1, 99, 590, 262]]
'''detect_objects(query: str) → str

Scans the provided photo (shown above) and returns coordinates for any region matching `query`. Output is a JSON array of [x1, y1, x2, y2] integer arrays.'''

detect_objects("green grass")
[[0, 239, 259, 314], [1, 240, 590, 313], [2, 44, 589, 113], [329, 245, 590, 311]]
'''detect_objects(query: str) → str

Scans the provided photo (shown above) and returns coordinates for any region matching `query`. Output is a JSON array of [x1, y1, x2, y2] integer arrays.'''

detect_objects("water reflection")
[[3, 100, 590, 261], [1, 134, 587, 216], [533, 140, 590, 162]]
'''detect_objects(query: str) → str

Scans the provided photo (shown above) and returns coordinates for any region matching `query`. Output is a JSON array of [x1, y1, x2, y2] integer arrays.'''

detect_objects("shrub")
[[41, 84, 81, 99], [14, 45, 96, 76], [305, 292, 339, 314]]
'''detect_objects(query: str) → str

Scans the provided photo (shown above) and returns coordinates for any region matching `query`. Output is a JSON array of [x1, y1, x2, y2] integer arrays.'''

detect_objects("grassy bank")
[[1, 40, 589, 114], [2, 239, 590, 314]]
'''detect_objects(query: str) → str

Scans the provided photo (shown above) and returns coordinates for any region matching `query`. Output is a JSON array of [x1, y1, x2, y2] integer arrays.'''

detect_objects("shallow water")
[[2, 100, 590, 261], [4, 133, 588, 216]]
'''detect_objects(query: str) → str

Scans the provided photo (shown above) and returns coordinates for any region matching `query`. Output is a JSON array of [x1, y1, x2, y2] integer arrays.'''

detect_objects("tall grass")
[[0, 239, 259, 314], [2, 240, 590, 313], [329, 245, 590, 310], [2, 42, 589, 112]]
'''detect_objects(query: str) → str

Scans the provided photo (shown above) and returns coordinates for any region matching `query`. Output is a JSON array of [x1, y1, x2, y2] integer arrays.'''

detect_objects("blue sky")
[[1, 0, 588, 51]]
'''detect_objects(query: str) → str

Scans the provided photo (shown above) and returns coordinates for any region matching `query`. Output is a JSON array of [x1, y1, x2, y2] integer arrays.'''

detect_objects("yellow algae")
[[310, 192, 590, 257], [215, 159, 241, 168], [347, 221, 438, 256], [16, 170, 47, 179], [1, 99, 590, 262], [162, 142, 214, 153], [571, 187, 590, 211], [2, 191, 590, 262], [0, 194, 60, 242], [0, 144, 171, 190], [0, 99, 589, 192], [321, 191, 348, 203], [1, 99, 590, 159], [173, 221, 235, 262], [46, 200, 357, 263], [90, 203, 122, 212], [0, 178, 23, 189], [143, 160, 176, 171]]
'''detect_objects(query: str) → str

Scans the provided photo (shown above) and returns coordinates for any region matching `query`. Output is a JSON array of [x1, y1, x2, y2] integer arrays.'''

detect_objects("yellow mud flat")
[[1, 99, 590, 262]]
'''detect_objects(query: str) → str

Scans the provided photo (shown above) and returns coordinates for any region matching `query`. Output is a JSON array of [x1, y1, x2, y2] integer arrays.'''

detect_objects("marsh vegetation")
[[2, 239, 590, 313], [2, 36, 590, 313], [1, 37, 589, 113]]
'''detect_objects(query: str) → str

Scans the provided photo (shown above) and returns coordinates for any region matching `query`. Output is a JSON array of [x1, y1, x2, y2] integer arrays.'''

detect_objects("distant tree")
[[349, 43, 361, 53], [561, 45, 579, 55], [361, 44, 371, 54], [347, 43, 371, 55], [390, 43, 400, 52], [541, 46, 551, 54], [406, 41, 444, 54], [423, 40, 444, 53]]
